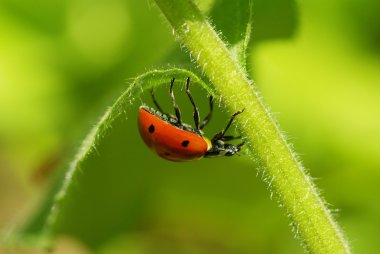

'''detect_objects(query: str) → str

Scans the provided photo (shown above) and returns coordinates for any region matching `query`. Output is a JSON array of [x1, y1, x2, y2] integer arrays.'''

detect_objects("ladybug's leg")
[[185, 77, 200, 130], [200, 95, 213, 130], [151, 89, 165, 113], [237, 142, 245, 148], [234, 141, 246, 153], [170, 77, 182, 125], [221, 109, 245, 136], [221, 135, 242, 141], [212, 109, 244, 142]]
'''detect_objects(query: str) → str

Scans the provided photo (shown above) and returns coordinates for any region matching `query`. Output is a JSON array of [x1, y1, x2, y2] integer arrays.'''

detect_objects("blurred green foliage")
[[0, 0, 379, 253]]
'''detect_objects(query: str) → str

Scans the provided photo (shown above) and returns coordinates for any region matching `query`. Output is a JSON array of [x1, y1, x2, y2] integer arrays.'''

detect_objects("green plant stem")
[[153, 0, 350, 253]]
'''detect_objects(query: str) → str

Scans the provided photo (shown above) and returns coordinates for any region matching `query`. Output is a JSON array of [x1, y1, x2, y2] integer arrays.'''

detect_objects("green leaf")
[[252, 0, 298, 42], [7, 68, 213, 249], [207, 0, 297, 69]]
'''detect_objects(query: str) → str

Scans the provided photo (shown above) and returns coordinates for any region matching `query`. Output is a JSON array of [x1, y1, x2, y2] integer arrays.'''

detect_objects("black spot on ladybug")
[[148, 124, 155, 133], [181, 140, 190, 147], [164, 152, 171, 156]]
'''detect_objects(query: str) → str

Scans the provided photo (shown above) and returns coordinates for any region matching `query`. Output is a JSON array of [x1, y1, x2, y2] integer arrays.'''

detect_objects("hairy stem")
[[153, 0, 350, 253]]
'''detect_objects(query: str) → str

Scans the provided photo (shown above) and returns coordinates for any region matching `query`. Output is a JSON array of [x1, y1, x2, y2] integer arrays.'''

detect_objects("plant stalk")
[[153, 0, 351, 253]]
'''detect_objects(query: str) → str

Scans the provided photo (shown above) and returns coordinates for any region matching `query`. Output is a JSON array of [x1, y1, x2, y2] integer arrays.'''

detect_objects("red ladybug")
[[138, 77, 244, 162]]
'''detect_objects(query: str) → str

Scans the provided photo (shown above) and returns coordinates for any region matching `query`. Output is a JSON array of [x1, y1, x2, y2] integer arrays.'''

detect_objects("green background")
[[1, 0, 379, 253]]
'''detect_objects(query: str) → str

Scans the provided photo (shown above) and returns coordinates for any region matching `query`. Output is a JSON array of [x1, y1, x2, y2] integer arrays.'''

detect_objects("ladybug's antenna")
[[170, 77, 182, 125], [237, 142, 245, 148], [185, 77, 200, 131], [200, 95, 213, 130]]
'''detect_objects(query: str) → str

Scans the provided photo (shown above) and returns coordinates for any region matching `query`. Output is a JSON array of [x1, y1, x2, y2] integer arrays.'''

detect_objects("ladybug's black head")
[[204, 140, 244, 158]]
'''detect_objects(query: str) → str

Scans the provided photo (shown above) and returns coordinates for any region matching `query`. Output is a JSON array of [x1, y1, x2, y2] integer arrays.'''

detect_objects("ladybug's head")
[[204, 139, 244, 158]]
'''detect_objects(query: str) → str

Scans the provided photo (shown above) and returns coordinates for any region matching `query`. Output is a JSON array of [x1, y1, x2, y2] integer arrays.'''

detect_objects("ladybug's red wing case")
[[138, 107, 209, 161]]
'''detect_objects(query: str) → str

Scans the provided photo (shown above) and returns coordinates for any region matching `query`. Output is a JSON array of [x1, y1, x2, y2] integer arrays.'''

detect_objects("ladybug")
[[138, 77, 244, 162]]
